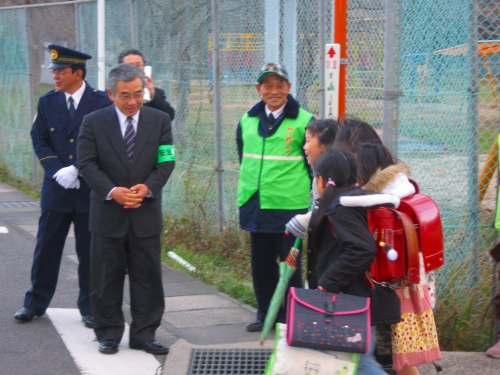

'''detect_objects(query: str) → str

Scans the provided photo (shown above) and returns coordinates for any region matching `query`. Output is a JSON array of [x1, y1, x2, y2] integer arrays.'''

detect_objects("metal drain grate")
[[188, 348, 272, 375]]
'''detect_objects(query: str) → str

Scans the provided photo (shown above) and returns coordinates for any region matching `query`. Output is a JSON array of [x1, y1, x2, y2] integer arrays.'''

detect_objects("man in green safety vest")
[[236, 63, 314, 332]]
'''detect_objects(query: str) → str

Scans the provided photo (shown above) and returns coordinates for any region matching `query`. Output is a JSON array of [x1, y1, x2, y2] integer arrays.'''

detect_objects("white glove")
[[53, 165, 79, 189], [285, 211, 312, 239], [66, 178, 81, 189]]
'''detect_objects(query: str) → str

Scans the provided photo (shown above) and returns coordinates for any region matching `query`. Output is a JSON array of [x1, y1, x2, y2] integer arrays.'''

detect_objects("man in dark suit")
[[15, 45, 111, 328], [118, 49, 175, 121], [78, 63, 175, 355]]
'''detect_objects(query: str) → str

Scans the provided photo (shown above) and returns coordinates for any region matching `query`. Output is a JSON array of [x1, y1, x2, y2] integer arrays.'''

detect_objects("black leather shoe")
[[81, 315, 94, 329], [130, 340, 169, 355], [14, 307, 42, 322], [99, 339, 119, 354], [246, 320, 264, 332]]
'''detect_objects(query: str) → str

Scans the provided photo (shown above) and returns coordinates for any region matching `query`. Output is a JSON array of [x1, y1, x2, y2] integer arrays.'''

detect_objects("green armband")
[[157, 144, 176, 163]]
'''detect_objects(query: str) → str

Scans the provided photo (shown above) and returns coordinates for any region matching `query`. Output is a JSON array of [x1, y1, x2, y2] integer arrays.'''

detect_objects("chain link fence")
[[394, 0, 499, 350], [0, 0, 498, 350]]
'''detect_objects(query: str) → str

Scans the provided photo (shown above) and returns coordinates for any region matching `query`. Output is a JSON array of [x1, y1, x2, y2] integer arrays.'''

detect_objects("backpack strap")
[[408, 178, 420, 193], [399, 210, 420, 284]]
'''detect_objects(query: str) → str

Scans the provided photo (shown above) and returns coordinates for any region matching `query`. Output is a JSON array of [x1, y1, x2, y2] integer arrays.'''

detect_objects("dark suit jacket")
[[77, 105, 175, 238], [145, 87, 175, 120], [30, 83, 111, 213]]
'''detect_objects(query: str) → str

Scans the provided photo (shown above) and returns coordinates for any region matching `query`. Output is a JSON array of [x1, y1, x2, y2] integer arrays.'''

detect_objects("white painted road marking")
[[47, 308, 162, 375], [0, 226, 8, 233]]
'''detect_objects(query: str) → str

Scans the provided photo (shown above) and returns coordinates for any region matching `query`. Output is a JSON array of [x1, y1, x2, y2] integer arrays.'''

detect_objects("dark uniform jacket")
[[145, 87, 175, 121], [30, 83, 111, 213], [307, 186, 401, 326]]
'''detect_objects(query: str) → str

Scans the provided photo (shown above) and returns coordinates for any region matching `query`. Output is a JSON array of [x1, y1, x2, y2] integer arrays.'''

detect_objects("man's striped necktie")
[[124, 116, 136, 162]]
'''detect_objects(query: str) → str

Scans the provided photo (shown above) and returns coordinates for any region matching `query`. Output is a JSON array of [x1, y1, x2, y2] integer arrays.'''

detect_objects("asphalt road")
[[0, 182, 165, 375], [0, 183, 82, 375]]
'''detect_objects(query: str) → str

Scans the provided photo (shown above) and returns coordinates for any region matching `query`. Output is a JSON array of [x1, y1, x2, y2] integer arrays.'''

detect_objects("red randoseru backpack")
[[366, 180, 444, 285]]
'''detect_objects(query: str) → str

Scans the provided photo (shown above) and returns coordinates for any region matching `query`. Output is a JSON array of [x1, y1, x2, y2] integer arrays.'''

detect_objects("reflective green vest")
[[237, 109, 313, 209]]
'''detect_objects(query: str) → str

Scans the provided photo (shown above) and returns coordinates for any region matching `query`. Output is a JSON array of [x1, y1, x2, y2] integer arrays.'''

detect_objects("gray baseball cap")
[[257, 63, 289, 83]]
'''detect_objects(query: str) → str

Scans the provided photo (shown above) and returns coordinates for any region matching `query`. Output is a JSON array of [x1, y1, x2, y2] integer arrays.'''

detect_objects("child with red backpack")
[[354, 142, 441, 374]]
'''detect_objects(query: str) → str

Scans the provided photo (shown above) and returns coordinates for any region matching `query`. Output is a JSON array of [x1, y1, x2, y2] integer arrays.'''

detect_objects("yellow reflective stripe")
[[39, 156, 58, 162], [243, 153, 304, 161]]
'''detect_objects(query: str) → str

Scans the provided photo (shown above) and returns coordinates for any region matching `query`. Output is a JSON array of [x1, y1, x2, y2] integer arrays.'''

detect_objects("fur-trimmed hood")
[[362, 163, 415, 198]]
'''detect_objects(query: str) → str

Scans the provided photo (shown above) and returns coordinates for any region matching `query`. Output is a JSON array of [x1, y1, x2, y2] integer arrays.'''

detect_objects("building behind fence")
[[0, 0, 498, 350]]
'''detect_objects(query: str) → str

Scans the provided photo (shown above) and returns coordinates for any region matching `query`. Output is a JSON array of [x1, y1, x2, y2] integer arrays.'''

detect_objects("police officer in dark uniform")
[[14, 45, 111, 328]]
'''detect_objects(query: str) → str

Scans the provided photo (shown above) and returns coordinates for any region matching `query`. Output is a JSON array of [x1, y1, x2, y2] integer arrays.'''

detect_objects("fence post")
[[382, 0, 401, 155], [97, 0, 105, 90], [283, 0, 297, 98], [319, 0, 326, 118], [130, 0, 137, 48], [466, 0, 480, 283], [265, 0, 280, 64], [211, 0, 224, 232], [26, 10, 38, 187]]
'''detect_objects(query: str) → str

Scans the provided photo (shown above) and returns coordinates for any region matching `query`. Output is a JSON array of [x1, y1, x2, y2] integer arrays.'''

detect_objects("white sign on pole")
[[324, 43, 341, 119]]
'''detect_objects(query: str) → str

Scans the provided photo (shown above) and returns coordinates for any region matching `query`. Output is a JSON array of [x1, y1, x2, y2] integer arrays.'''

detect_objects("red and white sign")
[[324, 44, 341, 119]]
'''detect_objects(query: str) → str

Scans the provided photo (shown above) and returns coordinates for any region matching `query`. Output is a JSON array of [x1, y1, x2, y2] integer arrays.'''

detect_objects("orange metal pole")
[[334, 0, 348, 119]]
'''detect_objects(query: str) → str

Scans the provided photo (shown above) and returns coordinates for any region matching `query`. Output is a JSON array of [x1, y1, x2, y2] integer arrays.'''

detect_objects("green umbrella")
[[259, 237, 301, 345]]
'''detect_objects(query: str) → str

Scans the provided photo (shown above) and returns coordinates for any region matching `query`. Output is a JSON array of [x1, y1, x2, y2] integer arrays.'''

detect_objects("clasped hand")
[[111, 184, 149, 209]]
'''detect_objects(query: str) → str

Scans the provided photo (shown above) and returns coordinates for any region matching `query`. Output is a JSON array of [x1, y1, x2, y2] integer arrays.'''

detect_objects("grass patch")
[[434, 262, 495, 351], [161, 217, 256, 307], [433, 219, 497, 351], [0, 163, 39, 200]]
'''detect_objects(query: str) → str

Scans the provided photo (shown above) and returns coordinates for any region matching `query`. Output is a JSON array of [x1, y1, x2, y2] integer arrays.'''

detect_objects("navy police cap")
[[47, 44, 92, 69]]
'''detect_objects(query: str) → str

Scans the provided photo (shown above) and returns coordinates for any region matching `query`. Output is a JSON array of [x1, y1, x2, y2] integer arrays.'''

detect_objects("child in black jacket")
[[307, 150, 400, 375]]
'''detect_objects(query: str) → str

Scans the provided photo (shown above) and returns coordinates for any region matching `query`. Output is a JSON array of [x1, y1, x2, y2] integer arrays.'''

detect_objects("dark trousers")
[[23, 210, 91, 316], [90, 231, 164, 344], [250, 232, 303, 322]]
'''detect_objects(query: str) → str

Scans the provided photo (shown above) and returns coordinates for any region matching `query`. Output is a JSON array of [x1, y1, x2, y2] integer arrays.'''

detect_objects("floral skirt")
[[391, 284, 441, 371]]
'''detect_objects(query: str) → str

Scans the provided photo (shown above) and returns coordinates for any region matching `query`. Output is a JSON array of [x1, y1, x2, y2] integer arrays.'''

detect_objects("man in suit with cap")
[[14, 45, 111, 328]]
